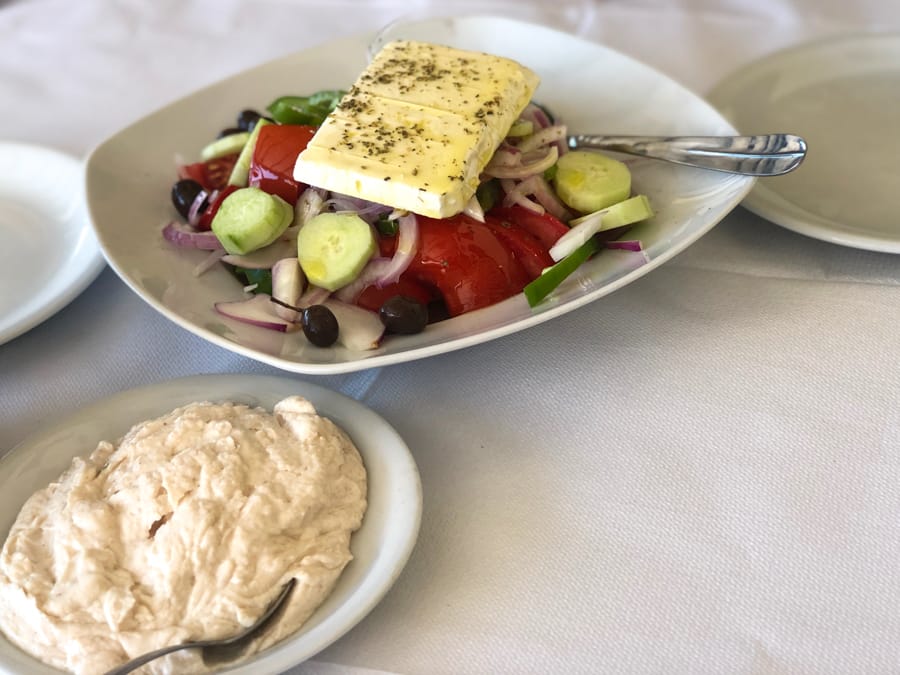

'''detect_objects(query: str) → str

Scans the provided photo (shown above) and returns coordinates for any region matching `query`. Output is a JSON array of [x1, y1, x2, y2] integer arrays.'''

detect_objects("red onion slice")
[[606, 240, 644, 252], [501, 178, 544, 214], [334, 257, 391, 304], [516, 125, 567, 154], [214, 294, 297, 332], [293, 186, 327, 229], [485, 146, 558, 180], [520, 174, 572, 222], [325, 192, 394, 224], [162, 221, 223, 250], [376, 212, 418, 287], [186, 189, 210, 228]]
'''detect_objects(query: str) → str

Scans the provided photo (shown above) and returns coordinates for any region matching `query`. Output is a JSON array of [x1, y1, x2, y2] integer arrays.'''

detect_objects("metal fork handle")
[[567, 133, 807, 176]]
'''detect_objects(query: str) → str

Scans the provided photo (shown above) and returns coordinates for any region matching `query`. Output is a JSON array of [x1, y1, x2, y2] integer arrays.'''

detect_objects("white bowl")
[[85, 15, 753, 375], [0, 374, 421, 675]]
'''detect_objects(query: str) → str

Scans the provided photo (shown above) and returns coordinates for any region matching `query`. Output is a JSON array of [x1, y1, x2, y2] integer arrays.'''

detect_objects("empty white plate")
[[708, 33, 900, 253], [0, 142, 105, 346]]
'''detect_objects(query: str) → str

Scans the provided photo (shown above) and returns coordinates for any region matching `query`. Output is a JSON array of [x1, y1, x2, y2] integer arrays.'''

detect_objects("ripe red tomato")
[[356, 277, 434, 313], [487, 205, 569, 250], [179, 153, 239, 192], [249, 124, 317, 205], [483, 216, 554, 280], [405, 214, 530, 316]]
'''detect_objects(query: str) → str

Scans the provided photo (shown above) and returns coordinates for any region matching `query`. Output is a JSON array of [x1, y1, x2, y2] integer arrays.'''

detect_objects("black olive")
[[170, 179, 206, 219], [236, 109, 262, 131], [236, 109, 274, 132], [217, 126, 243, 139], [301, 305, 339, 347], [379, 296, 428, 335]]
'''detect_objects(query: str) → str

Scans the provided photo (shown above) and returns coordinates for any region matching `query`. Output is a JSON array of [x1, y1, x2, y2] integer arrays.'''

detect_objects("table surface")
[[2, 1, 900, 673]]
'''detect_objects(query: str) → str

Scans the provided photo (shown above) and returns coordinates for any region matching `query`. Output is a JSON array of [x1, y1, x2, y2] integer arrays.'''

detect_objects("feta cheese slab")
[[293, 40, 540, 218]]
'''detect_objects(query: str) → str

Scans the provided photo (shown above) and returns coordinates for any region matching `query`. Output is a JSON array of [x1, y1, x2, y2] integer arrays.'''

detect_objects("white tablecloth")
[[3, 1, 900, 673]]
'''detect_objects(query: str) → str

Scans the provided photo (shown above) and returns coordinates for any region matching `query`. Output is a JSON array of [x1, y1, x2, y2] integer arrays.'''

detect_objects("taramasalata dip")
[[0, 396, 367, 675]]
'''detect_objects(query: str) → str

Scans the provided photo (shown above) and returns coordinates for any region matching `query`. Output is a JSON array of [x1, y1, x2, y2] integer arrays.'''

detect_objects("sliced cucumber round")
[[211, 187, 293, 255], [553, 150, 631, 213], [297, 213, 377, 292]]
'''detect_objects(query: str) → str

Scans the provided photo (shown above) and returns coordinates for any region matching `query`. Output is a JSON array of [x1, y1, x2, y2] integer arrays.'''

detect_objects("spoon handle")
[[566, 133, 807, 177], [104, 579, 295, 675]]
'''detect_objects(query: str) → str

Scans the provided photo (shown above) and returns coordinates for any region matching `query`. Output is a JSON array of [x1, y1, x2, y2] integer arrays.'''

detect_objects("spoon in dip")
[[104, 579, 296, 675]]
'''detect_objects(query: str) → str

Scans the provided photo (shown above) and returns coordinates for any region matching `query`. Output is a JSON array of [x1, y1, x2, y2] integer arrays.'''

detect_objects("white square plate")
[[85, 15, 753, 374]]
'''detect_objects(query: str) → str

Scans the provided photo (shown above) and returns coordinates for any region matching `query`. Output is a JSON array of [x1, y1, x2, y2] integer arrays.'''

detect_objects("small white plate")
[[0, 374, 422, 675], [0, 142, 105, 346], [85, 15, 753, 374], [708, 33, 900, 253]]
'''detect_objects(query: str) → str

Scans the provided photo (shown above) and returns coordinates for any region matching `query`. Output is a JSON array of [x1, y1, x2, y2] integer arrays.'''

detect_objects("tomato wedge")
[[405, 214, 530, 316], [356, 277, 434, 313], [249, 124, 316, 205], [487, 205, 569, 250], [179, 153, 239, 192], [483, 216, 554, 280]]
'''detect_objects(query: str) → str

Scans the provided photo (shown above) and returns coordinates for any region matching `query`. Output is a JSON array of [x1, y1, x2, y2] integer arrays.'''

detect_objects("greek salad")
[[163, 91, 652, 351]]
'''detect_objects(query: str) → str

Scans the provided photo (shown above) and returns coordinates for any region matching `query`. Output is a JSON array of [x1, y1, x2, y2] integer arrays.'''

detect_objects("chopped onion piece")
[[487, 144, 523, 168], [323, 299, 385, 351], [192, 249, 227, 277], [325, 192, 393, 224], [293, 186, 327, 229], [334, 257, 390, 303], [162, 220, 223, 250], [221, 238, 296, 269], [215, 294, 297, 333], [376, 212, 418, 287], [463, 195, 485, 223], [485, 146, 558, 180], [297, 284, 331, 308], [186, 189, 209, 227], [271, 258, 306, 321], [501, 178, 544, 214], [549, 211, 605, 262], [516, 125, 567, 154]]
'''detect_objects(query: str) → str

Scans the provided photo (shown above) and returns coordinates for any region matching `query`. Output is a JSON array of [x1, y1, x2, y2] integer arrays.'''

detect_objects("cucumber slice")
[[569, 194, 654, 229], [200, 131, 250, 161], [553, 150, 631, 213], [211, 187, 293, 255], [297, 213, 377, 292], [227, 118, 270, 187], [507, 120, 534, 137]]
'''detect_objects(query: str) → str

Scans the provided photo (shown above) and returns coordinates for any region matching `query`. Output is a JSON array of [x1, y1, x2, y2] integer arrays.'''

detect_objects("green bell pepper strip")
[[266, 91, 346, 126], [523, 238, 600, 307]]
